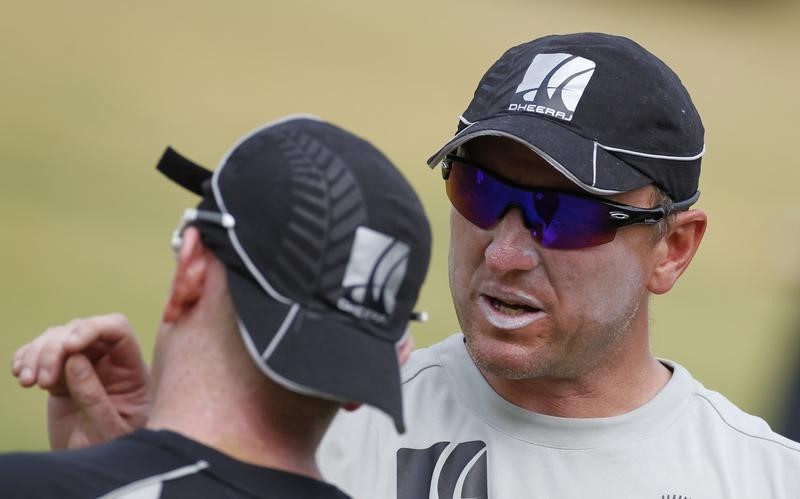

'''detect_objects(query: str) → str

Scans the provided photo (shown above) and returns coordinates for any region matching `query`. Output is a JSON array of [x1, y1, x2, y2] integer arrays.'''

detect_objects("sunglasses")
[[442, 155, 697, 249]]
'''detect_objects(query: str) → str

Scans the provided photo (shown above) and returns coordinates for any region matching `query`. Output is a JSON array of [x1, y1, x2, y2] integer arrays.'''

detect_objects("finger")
[[14, 313, 139, 390], [80, 314, 147, 376], [15, 321, 83, 387], [36, 323, 83, 388], [64, 354, 125, 430], [11, 343, 30, 376], [39, 313, 138, 389], [64, 314, 140, 364], [16, 328, 60, 387]]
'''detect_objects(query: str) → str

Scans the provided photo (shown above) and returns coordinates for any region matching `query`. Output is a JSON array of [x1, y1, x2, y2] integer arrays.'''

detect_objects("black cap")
[[157, 115, 432, 433], [427, 32, 705, 203]]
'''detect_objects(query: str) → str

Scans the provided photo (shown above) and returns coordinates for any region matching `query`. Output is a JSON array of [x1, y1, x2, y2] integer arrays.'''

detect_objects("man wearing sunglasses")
[[10, 34, 800, 498], [319, 32, 800, 498]]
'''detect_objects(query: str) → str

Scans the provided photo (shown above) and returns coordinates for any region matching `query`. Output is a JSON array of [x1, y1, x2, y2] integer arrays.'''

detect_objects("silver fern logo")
[[337, 226, 409, 324], [508, 53, 595, 121]]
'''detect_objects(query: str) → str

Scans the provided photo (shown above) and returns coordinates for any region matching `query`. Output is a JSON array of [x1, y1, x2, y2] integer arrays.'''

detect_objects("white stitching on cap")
[[210, 116, 326, 306], [459, 115, 474, 125], [216, 114, 324, 167], [237, 316, 348, 404], [261, 303, 300, 361], [201, 117, 388, 415], [597, 142, 706, 161], [592, 141, 598, 187]]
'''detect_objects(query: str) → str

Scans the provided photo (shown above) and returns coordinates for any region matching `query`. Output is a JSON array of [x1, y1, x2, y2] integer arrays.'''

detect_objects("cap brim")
[[427, 115, 652, 196], [225, 267, 405, 433]]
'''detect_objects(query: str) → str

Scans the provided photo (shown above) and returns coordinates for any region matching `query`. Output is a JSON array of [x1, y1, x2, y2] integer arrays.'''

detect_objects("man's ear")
[[647, 209, 708, 295], [162, 227, 211, 323], [342, 402, 362, 412]]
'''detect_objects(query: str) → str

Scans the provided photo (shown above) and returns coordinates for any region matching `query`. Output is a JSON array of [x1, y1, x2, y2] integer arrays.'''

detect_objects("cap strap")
[[156, 147, 213, 196]]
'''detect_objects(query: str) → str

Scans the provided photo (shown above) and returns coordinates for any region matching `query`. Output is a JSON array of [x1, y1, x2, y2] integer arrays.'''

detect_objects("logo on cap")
[[509, 53, 595, 121], [337, 226, 409, 325]]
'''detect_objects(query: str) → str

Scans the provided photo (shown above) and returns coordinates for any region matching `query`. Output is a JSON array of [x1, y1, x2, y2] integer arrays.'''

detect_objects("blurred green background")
[[2, 0, 799, 451]]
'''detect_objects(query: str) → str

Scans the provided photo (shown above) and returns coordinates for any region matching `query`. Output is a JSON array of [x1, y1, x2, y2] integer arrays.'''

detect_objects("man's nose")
[[484, 207, 540, 273]]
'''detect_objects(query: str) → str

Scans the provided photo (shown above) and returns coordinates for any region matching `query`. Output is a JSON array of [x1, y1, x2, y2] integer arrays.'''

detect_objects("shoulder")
[[400, 334, 453, 383], [672, 361, 800, 459], [1, 430, 349, 499], [402, 333, 467, 386], [692, 385, 800, 451], [0, 449, 65, 484], [0, 437, 155, 498], [319, 334, 468, 493], [324, 334, 463, 434], [0, 430, 209, 498]]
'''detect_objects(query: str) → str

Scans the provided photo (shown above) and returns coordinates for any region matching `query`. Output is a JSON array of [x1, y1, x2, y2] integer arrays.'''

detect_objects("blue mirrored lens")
[[445, 160, 617, 249], [446, 161, 508, 228]]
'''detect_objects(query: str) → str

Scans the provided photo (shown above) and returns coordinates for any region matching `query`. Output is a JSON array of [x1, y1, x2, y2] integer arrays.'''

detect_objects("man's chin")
[[464, 335, 553, 381]]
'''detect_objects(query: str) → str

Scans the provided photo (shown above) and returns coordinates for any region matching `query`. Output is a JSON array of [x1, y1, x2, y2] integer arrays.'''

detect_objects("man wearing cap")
[[10, 33, 800, 498], [317, 32, 800, 498], [3, 115, 431, 498]]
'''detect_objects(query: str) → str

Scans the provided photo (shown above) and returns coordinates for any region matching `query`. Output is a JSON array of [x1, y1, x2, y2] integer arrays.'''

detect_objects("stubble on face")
[[446, 137, 658, 384], [450, 218, 649, 382]]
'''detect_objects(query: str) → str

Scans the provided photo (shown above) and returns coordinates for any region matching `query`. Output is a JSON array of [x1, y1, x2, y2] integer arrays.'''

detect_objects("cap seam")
[[461, 113, 706, 160], [261, 303, 301, 361], [237, 316, 349, 405], [209, 118, 327, 307], [429, 128, 624, 196]]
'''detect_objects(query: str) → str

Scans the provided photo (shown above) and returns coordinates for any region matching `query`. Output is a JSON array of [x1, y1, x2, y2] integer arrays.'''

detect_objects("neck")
[[147, 321, 334, 480], [483, 356, 671, 418], [147, 407, 327, 479]]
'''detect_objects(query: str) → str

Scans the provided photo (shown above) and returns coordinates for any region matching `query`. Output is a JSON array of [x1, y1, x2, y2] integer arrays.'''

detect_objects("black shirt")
[[0, 429, 350, 498]]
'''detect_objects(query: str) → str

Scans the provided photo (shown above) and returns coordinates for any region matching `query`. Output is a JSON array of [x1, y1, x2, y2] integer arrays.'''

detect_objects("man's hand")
[[11, 314, 151, 449]]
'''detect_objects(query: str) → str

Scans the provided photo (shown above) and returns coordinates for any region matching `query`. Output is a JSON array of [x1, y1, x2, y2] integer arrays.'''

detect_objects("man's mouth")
[[487, 296, 541, 315], [478, 294, 543, 330]]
